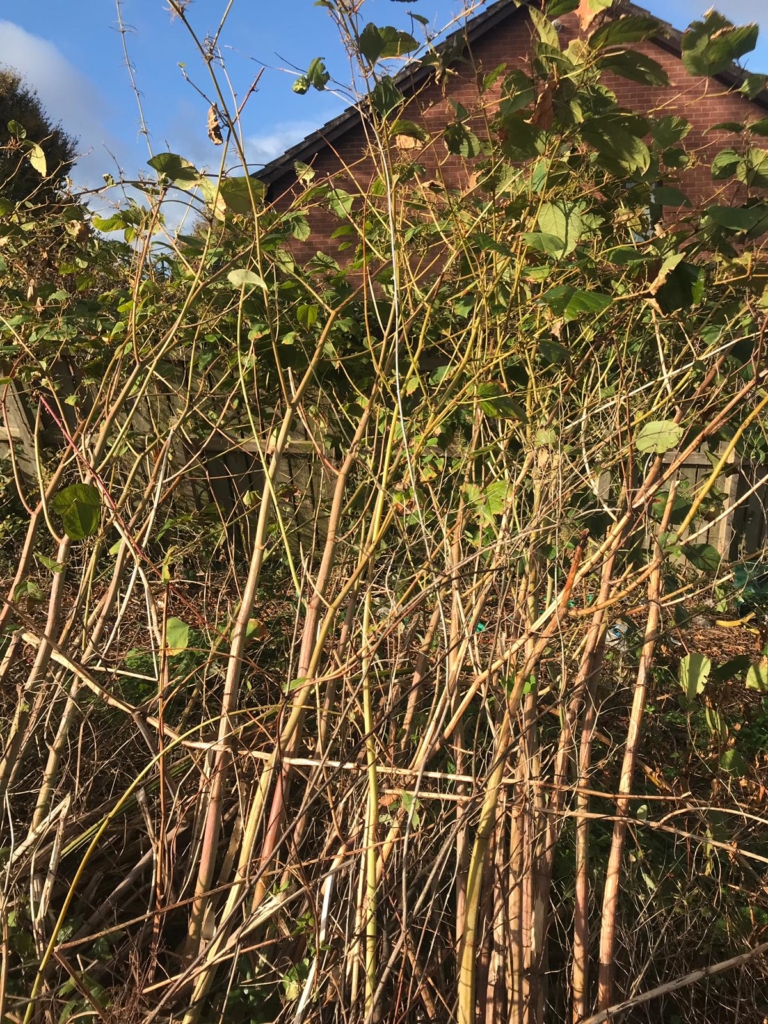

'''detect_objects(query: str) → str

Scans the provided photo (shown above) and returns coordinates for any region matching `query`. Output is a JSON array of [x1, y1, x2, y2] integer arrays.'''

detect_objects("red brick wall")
[[266, 6, 763, 260]]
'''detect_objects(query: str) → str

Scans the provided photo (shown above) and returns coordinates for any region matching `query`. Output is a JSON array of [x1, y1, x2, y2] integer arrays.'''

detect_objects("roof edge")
[[254, 0, 768, 187]]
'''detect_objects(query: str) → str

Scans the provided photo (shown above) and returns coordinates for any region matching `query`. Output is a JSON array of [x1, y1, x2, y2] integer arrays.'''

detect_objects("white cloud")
[[246, 121, 319, 167], [0, 20, 126, 189]]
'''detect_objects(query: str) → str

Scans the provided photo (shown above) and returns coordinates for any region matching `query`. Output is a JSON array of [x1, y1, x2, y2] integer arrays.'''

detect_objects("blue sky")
[[0, 0, 766, 193]]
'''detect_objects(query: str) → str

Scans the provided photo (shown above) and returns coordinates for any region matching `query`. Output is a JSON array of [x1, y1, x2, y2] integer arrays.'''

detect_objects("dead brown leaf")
[[207, 105, 224, 146]]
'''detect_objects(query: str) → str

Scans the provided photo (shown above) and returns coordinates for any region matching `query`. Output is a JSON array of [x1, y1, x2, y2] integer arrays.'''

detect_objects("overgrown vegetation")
[[2, 2, 768, 1022]]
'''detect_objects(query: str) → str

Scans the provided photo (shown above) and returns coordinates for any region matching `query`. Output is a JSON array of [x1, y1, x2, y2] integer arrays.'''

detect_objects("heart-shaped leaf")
[[635, 420, 683, 454], [681, 543, 721, 573], [51, 483, 101, 541], [358, 24, 418, 64]]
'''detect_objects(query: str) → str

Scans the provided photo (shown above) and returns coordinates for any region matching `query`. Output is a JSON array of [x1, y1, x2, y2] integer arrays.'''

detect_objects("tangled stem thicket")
[[2, 3, 768, 1023]]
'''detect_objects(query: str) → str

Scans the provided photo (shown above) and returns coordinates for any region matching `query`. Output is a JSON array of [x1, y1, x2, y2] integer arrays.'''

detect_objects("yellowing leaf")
[[165, 617, 190, 656], [228, 269, 267, 289], [27, 143, 46, 177], [577, 0, 612, 32], [746, 659, 768, 692], [635, 420, 683, 454], [679, 652, 711, 705]]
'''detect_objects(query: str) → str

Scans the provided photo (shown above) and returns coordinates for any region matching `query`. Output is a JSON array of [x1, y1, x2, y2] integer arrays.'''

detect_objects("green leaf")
[[736, 148, 768, 189], [147, 152, 199, 187], [679, 652, 711, 705], [635, 420, 683, 454], [293, 75, 310, 95], [291, 162, 314, 186], [581, 116, 651, 175], [390, 119, 428, 141], [748, 118, 768, 136], [655, 261, 703, 314], [328, 187, 354, 218], [246, 617, 268, 641], [681, 12, 758, 78], [541, 285, 612, 321], [297, 303, 318, 328], [444, 122, 481, 157], [92, 211, 129, 233], [14, 579, 44, 603], [285, 676, 307, 694], [370, 76, 404, 117], [358, 24, 418, 64], [536, 201, 585, 256], [652, 115, 691, 149], [720, 747, 748, 776], [399, 791, 421, 827], [605, 245, 650, 264], [546, 0, 578, 15], [7, 119, 26, 138], [219, 176, 265, 214], [165, 617, 190, 656], [523, 231, 567, 254], [711, 654, 751, 683], [306, 57, 330, 90], [472, 233, 513, 257], [705, 121, 745, 134], [476, 384, 527, 421], [195, 177, 225, 221], [652, 490, 692, 525], [589, 15, 661, 49], [498, 113, 543, 159], [538, 339, 571, 365], [37, 552, 65, 574], [682, 543, 721, 572], [480, 63, 507, 94], [652, 186, 691, 207], [663, 147, 689, 169], [499, 70, 535, 115], [378, 28, 418, 58], [705, 204, 768, 232], [745, 659, 768, 692], [711, 147, 742, 180], [598, 50, 668, 87], [529, 8, 560, 49], [51, 484, 101, 541], [228, 268, 267, 290], [462, 480, 510, 523], [739, 73, 768, 99], [27, 143, 46, 177], [484, 480, 510, 516], [288, 214, 311, 240]]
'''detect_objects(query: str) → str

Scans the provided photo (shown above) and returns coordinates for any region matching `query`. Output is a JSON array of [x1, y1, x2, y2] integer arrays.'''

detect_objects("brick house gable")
[[256, 0, 768, 258]]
